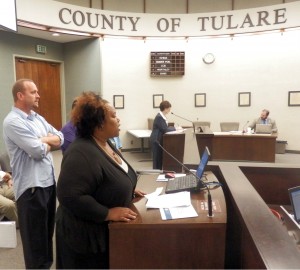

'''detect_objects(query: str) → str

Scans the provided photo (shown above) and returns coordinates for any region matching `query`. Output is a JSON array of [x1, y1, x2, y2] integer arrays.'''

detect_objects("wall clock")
[[203, 53, 215, 64]]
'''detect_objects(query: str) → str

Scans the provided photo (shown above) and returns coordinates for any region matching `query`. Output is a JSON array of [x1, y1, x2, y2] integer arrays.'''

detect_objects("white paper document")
[[146, 191, 191, 209], [165, 129, 186, 134], [0, 221, 17, 248], [144, 187, 163, 199], [160, 205, 198, 220]]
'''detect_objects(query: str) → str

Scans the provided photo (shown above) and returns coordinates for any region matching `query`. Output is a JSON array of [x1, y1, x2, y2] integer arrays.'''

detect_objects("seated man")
[[0, 169, 18, 227], [248, 109, 278, 133]]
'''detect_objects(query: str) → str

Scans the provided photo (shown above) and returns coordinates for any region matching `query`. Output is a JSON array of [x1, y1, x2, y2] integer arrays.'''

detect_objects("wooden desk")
[[208, 163, 300, 268], [196, 131, 277, 162], [109, 172, 227, 269], [163, 132, 185, 172], [127, 129, 152, 152]]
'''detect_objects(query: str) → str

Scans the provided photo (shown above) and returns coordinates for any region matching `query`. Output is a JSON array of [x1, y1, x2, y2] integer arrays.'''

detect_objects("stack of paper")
[[145, 190, 198, 220], [160, 206, 198, 220], [146, 191, 191, 209]]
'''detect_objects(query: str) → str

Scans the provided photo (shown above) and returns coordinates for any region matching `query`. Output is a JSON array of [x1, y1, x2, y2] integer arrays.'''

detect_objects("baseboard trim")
[[285, 150, 300, 154]]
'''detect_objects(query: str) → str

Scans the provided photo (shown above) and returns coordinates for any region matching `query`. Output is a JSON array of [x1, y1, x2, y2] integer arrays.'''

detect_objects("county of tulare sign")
[[16, 0, 300, 37]]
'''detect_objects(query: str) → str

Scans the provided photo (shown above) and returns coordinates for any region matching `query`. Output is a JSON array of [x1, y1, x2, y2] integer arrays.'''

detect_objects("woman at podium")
[[55, 92, 145, 269], [150, 100, 176, 169]]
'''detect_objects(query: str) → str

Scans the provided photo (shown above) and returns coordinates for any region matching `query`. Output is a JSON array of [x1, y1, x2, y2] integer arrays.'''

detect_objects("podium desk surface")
[[129, 171, 226, 225], [109, 171, 227, 269]]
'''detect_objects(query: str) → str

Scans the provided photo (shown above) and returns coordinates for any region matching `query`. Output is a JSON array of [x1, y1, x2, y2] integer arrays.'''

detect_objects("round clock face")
[[203, 53, 215, 64]]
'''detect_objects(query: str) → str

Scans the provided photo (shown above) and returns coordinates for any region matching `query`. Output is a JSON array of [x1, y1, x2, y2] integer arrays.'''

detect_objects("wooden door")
[[15, 57, 62, 130]]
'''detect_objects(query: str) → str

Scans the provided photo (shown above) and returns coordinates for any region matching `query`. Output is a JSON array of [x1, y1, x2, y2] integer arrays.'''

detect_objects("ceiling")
[[17, 26, 93, 44]]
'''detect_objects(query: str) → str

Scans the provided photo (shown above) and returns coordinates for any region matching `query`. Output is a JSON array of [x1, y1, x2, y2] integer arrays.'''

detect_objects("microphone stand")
[[171, 112, 195, 133], [242, 121, 249, 134], [156, 141, 214, 217], [171, 112, 194, 124]]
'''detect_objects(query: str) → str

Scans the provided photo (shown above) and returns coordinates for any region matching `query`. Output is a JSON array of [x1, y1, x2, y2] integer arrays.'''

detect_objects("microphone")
[[171, 112, 193, 124], [155, 140, 214, 217], [242, 120, 249, 133], [171, 112, 195, 133], [208, 192, 213, 217]]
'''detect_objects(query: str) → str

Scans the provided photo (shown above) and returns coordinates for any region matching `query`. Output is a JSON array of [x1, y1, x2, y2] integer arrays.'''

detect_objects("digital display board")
[[150, 51, 185, 77]]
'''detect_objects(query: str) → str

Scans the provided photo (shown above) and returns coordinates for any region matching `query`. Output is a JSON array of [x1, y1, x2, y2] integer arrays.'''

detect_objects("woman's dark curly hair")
[[71, 91, 109, 138]]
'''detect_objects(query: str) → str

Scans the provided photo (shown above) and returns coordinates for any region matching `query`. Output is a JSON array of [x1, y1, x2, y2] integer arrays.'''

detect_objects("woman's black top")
[[56, 137, 137, 254]]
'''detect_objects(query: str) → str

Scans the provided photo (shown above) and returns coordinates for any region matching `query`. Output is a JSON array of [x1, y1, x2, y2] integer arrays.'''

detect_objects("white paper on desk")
[[165, 129, 186, 134], [160, 205, 198, 220], [144, 187, 163, 200], [146, 191, 191, 209], [156, 173, 186, 182]]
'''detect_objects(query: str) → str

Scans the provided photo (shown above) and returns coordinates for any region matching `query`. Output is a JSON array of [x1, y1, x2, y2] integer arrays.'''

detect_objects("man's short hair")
[[262, 109, 270, 116]]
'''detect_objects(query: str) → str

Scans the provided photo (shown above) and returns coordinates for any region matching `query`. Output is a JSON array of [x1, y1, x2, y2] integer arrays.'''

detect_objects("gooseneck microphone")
[[155, 140, 214, 217], [171, 112, 193, 124], [171, 112, 196, 133], [242, 120, 249, 133]]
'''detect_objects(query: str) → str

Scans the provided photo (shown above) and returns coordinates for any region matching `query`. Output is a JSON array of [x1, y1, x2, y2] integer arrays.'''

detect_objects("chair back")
[[220, 122, 240, 132], [148, 118, 154, 130], [193, 121, 211, 132]]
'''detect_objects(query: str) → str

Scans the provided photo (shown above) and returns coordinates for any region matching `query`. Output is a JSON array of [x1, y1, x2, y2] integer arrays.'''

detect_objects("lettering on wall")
[[58, 7, 287, 34], [16, 0, 300, 37]]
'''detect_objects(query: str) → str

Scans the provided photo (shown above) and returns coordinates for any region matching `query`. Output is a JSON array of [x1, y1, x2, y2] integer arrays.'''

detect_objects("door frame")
[[13, 54, 66, 126]]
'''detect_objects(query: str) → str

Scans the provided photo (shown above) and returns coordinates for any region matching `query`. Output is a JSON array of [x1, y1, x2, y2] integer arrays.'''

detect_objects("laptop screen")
[[288, 186, 300, 223], [196, 147, 210, 179], [255, 124, 272, 134]]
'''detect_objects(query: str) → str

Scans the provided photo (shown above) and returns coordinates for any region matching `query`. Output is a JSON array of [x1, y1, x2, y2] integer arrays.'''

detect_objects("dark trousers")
[[152, 142, 163, 169], [56, 226, 109, 269], [17, 185, 56, 269]]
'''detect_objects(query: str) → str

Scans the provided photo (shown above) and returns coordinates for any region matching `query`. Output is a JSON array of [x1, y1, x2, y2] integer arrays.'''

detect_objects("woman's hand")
[[134, 189, 146, 197], [106, 207, 137, 222]]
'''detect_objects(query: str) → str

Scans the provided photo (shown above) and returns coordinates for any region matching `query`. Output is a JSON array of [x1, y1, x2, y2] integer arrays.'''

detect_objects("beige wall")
[[100, 31, 300, 151], [2, 1, 300, 152]]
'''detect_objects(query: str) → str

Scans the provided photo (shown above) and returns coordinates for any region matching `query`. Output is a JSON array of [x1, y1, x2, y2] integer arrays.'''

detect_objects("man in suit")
[[248, 109, 278, 133]]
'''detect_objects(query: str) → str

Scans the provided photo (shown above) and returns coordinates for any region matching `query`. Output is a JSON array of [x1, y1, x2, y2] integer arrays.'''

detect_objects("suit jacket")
[[56, 137, 137, 254], [248, 117, 278, 133], [150, 113, 175, 144]]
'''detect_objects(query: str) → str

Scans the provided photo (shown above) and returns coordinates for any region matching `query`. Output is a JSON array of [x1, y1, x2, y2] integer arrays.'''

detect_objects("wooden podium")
[[109, 172, 227, 269], [162, 132, 185, 172]]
